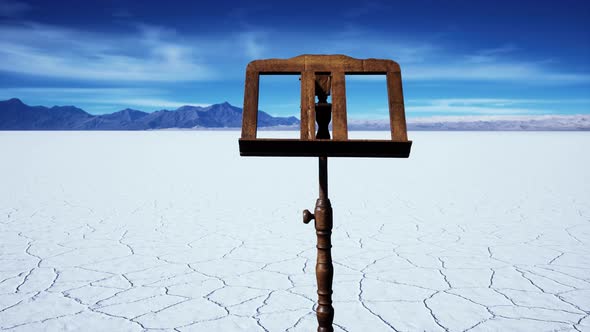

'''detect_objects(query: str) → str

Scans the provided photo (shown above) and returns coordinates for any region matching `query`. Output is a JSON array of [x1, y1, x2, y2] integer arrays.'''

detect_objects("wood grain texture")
[[331, 72, 348, 140], [241, 69, 259, 139], [301, 71, 316, 140], [314, 157, 334, 332], [248, 54, 400, 74], [386, 71, 408, 141]]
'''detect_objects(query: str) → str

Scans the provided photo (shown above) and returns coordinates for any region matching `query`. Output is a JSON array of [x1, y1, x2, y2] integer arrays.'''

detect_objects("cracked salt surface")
[[0, 131, 589, 331]]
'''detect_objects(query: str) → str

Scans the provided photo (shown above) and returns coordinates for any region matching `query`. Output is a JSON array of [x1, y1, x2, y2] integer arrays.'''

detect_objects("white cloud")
[[0, 87, 211, 111], [338, 98, 572, 120], [331, 34, 588, 82], [248, 26, 589, 83], [239, 31, 267, 59], [404, 62, 590, 82], [0, 22, 215, 82], [101, 98, 210, 109], [403, 98, 590, 116], [0, 87, 157, 96], [0, 21, 587, 85]]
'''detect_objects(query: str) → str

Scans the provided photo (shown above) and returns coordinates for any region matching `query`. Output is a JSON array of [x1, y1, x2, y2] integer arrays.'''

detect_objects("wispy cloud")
[[335, 34, 588, 82], [405, 98, 589, 116], [240, 26, 589, 83], [405, 62, 590, 82], [0, 87, 211, 112], [0, 22, 215, 82], [98, 98, 211, 109], [239, 31, 268, 59], [406, 43, 589, 82], [0, 20, 587, 85], [349, 98, 590, 119]]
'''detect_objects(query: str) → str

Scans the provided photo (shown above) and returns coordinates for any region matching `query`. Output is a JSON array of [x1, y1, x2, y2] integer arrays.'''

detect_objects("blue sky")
[[0, 0, 588, 119]]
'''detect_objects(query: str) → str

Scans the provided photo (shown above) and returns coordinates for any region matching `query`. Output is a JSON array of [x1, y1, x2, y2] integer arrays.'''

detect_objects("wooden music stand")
[[239, 54, 412, 331]]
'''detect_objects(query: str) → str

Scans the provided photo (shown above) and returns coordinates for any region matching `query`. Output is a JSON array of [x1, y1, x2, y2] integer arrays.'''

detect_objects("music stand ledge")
[[239, 138, 412, 157]]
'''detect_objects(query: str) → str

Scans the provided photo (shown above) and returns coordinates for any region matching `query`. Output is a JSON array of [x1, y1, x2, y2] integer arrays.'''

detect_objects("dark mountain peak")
[[207, 101, 241, 113], [117, 108, 146, 116], [120, 107, 140, 112], [104, 108, 148, 121], [3, 98, 24, 106], [47, 105, 91, 119], [176, 105, 204, 112], [214, 101, 235, 108]]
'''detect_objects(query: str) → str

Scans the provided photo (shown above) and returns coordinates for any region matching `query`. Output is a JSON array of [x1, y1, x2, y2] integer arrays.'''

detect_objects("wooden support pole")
[[315, 156, 334, 331]]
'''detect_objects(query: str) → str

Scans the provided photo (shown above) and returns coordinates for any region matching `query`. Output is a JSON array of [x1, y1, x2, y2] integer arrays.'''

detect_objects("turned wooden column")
[[304, 156, 335, 331], [315, 156, 334, 331]]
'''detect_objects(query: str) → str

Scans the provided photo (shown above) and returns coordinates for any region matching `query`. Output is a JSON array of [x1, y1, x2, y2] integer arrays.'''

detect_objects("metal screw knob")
[[303, 209, 315, 224]]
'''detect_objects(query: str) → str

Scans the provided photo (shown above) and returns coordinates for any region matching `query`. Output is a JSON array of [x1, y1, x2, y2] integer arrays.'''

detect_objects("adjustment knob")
[[303, 209, 315, 224]]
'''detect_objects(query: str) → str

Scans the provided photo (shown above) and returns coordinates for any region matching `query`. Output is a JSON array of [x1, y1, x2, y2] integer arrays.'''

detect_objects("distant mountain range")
[[1, 98, 588, 130], [0, 98, 298, 130]]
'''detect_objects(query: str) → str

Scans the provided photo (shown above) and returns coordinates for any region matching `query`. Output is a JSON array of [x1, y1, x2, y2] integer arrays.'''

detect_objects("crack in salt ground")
[[358, 259, 401, 332], [423, 291, 450, 332]]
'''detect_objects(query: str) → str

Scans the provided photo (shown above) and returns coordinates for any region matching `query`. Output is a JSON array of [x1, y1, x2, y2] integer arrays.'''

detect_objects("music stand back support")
[[239, 54, 412, 157]]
